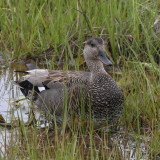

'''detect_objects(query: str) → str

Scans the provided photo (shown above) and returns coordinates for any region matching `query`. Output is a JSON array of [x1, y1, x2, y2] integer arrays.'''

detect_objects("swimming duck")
[[14, 37, 124, 129]]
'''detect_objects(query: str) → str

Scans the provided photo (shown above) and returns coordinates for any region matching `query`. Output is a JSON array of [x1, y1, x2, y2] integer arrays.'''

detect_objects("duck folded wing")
[[15, 69, 90, 89]]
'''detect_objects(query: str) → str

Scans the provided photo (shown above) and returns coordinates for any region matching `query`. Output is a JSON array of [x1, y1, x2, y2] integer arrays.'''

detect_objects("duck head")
[[83, 37, 112, 72]]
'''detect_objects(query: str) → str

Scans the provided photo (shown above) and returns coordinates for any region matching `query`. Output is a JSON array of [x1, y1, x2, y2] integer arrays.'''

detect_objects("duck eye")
[[90, 43, 95, 47]]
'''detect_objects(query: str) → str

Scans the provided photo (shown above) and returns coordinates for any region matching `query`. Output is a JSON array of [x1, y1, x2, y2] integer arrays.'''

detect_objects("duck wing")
[[17, 69, 90, 89]]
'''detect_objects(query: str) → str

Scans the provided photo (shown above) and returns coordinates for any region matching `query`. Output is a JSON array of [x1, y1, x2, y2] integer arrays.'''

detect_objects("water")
[[0, 65, 151, 159], [111, 131, 150, 160], [0, 65, 31, 155], [0, 65, 29, 123]]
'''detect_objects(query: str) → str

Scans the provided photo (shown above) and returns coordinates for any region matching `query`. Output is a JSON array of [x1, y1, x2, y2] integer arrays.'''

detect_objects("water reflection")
[[0, 65, 29, 123], [0, 65, 30, 155]]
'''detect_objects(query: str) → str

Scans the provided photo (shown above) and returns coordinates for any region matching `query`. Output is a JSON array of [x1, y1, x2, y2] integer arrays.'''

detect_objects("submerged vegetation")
[[0, 0, 160, 159]]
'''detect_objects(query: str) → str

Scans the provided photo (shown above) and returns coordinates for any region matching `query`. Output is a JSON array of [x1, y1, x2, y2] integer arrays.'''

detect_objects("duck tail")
[[13, 80, 40, 101]]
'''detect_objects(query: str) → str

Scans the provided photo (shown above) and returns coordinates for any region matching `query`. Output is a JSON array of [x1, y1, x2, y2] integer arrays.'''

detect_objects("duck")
[[14, 37, 124, 129]]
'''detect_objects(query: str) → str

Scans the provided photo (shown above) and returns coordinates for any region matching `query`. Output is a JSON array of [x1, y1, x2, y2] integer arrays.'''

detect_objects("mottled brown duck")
[[14, 37, 124, 129]]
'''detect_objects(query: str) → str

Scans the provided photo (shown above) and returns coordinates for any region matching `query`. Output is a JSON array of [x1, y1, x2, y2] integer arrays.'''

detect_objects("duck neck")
[[86, 60, 106, 74]]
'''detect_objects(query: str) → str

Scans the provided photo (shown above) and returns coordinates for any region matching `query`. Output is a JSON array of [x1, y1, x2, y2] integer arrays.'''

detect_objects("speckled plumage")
[[14, 37, 124, 129]]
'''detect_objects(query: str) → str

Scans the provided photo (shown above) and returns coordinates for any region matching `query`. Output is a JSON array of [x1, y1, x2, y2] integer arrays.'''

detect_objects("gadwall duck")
[[14, 37, 124, 129]]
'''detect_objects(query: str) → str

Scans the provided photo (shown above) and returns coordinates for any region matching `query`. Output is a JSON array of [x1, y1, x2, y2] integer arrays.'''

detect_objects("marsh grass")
[[0, 0, 160, 159]]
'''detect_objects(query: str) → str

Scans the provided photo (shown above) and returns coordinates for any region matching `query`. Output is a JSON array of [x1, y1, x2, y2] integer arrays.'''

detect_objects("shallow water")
[[0, 65, 29, 123], [0, 65, 150, 159], [0, 65, 30, 155], [111, 131, 150, 160]]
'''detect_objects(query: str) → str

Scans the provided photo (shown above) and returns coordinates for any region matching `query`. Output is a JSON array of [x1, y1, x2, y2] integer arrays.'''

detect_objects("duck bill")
[[98, 52, 112, 66]]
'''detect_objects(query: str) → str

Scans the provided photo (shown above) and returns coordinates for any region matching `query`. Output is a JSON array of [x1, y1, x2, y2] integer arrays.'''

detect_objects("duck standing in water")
[[14, 37, 124, 129]]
